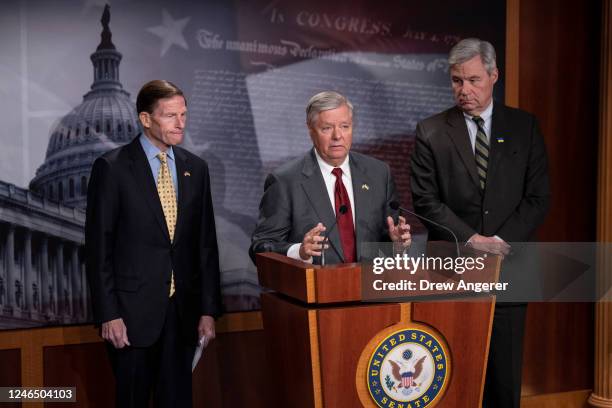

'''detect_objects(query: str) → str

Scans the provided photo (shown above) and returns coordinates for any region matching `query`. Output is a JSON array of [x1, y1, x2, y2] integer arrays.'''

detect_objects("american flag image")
[[401, 372, 415, 388]]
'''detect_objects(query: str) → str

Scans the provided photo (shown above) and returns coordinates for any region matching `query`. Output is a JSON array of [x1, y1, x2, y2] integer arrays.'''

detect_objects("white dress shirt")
[[287, 149, 355, 262], [463, 100, 493, 153], [313, 149, 356, 225]]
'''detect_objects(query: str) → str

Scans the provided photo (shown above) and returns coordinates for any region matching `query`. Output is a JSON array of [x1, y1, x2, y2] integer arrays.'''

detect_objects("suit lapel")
[[487, 103, 511, 185], [445, 107, 481, 191], [127, 138, 171, 242], [173, 147, 190, 245], [350, 154, 373, 260], [300, 149, 345, 262]]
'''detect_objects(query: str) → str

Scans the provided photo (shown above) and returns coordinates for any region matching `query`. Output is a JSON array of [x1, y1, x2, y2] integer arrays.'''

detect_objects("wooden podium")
[[257, 245, 501, 408]]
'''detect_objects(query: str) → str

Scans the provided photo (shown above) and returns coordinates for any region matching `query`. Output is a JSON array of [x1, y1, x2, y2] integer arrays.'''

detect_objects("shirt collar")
[[139, 133, 175, 162], [314, 148, 351, 177], [463, 100, 494, 123]]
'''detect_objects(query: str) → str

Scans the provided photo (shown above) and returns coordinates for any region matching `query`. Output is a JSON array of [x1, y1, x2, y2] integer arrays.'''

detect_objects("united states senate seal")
[[367, 328, 449, 407]]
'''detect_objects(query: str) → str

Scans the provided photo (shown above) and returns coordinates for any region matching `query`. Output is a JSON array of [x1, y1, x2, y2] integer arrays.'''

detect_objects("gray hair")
[[448, 38, 497, 74], [306, 91, 353, 127]]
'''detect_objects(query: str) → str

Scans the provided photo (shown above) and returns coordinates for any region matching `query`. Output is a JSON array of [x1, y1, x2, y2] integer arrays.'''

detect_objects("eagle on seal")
[[389, 354, 426, 388]]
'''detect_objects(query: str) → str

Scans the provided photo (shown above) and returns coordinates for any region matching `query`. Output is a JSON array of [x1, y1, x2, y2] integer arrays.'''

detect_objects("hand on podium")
[[467, 234, 510, 256]]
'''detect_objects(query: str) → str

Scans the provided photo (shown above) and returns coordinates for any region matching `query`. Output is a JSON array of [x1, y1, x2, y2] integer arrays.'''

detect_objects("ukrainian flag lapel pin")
[[496, 136, 505, 143]]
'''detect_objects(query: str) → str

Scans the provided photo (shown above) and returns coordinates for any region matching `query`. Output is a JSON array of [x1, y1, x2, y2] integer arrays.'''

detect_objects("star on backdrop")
[[147, 9, 191, 57]]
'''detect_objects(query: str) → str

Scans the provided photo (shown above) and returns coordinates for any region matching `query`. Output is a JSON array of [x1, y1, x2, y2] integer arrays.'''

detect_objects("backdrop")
[[0, 0, 505, 329]]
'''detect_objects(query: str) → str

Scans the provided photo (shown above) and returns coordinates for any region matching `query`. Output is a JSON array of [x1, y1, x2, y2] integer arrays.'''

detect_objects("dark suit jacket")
[[85, 137, 222, 347], [250, 149, 399, 264], [410, 103, 550, 242]]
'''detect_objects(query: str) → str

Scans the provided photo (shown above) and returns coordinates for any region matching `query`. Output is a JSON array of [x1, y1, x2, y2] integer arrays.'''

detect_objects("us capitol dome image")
[[0, 6, 134, 328], [29, 5, 138, 209]]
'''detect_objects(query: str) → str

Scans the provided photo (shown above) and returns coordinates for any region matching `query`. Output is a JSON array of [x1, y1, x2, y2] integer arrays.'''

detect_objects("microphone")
[[321, 204, 347, 266], [389, 201, 460, 257]]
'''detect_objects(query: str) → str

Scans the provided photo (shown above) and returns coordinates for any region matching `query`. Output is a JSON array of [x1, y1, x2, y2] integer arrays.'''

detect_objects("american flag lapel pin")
[[184, 171, 191, 177]]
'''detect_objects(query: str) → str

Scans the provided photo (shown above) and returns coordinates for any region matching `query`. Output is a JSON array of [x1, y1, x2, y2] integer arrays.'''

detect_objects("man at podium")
[[250, 91, 411, 265]]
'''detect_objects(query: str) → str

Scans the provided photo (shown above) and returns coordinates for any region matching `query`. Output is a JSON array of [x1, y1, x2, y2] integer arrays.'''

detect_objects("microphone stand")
[[390, 202, 461, 258], [321, 205, 347, 266]]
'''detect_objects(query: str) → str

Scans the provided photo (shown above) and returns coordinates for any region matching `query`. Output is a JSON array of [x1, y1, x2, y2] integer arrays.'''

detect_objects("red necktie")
[[331, 168, 356, 263]]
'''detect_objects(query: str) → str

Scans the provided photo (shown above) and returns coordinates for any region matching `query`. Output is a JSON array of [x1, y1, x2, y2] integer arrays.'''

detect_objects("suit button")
[[484, 210, 490, 215]]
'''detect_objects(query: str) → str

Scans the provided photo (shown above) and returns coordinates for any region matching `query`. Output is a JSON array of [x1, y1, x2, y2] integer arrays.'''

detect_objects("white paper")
[[191, 335, 209, 372]]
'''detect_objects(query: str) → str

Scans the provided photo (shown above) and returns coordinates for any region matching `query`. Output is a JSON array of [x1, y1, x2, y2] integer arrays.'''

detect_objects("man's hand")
[[387, 216, 412, 247], [467, 234, 510, 256], [299, 223, 328, 260], [101, 318, 130, 349], [197, 315, 216, 346]]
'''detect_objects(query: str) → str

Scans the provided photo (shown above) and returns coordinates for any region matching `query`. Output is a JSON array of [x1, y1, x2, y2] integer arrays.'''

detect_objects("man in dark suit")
[[410, 39, 550, 407], [86, 80, 222, 408], [250, 91, 411, 265]]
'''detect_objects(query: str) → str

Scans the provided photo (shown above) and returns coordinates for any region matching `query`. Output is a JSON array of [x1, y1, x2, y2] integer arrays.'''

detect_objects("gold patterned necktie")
[[156, 152, 176, 297], [473, 116, 489, 190]]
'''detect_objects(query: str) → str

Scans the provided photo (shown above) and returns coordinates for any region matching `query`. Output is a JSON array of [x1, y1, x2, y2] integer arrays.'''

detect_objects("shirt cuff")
[[287, 243, 313, 264]]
